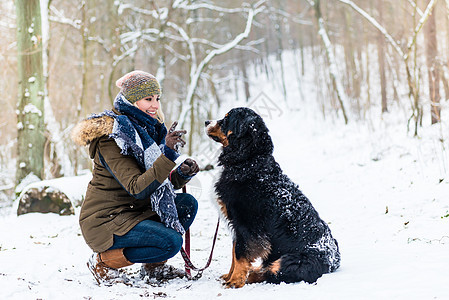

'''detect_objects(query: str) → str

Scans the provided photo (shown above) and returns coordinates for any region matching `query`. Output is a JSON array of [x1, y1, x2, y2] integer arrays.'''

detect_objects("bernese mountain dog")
[[205, 107, 340, 288]]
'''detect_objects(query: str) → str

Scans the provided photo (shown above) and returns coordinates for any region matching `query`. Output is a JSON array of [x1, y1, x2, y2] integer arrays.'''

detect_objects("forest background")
[[0, 0, 448, 203]]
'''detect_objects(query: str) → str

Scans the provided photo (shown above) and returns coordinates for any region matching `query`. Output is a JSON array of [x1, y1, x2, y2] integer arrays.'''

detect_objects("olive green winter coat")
[[71, 114, 189, 253]]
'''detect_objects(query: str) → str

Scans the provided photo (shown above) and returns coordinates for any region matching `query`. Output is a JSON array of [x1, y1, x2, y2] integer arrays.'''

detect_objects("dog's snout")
[[205, 120, 211, 127]]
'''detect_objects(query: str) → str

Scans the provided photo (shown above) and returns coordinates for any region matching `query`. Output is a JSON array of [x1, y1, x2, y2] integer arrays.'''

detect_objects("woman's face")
[[135, 94, 160, 118]]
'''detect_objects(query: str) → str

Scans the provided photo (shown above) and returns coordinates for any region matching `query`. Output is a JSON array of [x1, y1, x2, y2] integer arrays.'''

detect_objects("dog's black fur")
[[206, 107, 340, 288]]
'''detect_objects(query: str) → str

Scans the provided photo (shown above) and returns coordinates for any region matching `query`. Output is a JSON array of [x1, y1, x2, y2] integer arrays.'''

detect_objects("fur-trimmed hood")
[[71, 115, 114, 147]]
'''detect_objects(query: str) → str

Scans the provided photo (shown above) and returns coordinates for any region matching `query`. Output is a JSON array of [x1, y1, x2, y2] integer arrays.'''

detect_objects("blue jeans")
[[109, 193, 198, 263]]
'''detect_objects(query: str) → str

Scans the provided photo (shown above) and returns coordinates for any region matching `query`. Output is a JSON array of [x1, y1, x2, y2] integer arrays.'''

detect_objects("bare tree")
[[15, 0, 46, 185], [424, 4, 441, 124], [176, 2, 266, 126], [377, 0, 388, 113], [336, 0, 439, 135], [308, 0, 349, 124]]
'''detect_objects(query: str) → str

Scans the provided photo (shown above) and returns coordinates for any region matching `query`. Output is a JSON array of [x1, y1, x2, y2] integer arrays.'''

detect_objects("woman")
[[72, 70, 199, 284]]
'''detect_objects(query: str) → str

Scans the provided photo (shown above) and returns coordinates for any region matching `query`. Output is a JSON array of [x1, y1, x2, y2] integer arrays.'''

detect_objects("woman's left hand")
[[179, 158, 199, 176], [166, 121, 187, 151]]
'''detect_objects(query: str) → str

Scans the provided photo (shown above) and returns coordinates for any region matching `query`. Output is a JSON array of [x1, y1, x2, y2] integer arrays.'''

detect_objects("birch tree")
[[177, 2, 265, 153], [15, 0, 46, 185], [377, 0, 388, 113], [37, 0, 75, 178], [424, 5, 441, 124], [308, 0, 349, 124], [176, 0, 266, 130]]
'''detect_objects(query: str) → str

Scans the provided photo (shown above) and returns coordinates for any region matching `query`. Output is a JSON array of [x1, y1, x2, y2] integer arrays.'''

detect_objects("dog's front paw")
[[220, 273, 231, 282], [224, 275, 247, 289]]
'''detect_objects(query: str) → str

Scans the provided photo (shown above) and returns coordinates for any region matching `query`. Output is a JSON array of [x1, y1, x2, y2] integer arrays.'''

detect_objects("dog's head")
[[205, 107, 273, 164]]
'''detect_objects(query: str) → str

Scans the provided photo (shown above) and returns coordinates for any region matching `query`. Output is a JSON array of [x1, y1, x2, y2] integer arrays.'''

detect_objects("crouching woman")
[[71, 70, 199, 284]]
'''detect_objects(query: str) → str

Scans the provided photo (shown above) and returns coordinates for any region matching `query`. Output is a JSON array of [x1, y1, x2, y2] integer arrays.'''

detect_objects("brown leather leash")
[[181, 186, 220, 280]]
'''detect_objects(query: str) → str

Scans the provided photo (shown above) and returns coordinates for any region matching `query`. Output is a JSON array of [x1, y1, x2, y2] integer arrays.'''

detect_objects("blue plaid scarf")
[[89, 93, 185, 234]]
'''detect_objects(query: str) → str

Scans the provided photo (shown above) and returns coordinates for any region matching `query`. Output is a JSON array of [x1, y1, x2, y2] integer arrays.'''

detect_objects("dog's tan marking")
[[217, 198, 228, 219], [269, 259, 282, 274], [221, 137, 229, 147], [207, 124, 229, 147], [226, 130, 233, 137], [221, 242, 236, 282], [225, 256, 252, 288]]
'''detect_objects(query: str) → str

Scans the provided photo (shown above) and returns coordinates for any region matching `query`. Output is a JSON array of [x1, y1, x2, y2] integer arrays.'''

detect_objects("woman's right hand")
[[166, 121, 187, 151], [179, 158, 199, 177]]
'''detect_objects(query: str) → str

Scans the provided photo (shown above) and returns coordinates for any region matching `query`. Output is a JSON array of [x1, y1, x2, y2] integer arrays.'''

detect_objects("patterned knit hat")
[[115, 70, 161, 103]]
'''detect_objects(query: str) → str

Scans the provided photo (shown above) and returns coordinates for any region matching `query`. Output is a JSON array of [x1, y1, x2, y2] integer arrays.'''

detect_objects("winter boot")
[[140, 260, 185, 281], [87, 248, 133, 285]]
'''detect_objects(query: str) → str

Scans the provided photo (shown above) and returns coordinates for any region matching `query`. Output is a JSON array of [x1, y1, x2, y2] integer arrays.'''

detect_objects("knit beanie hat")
[[115, 70, 161, 103]]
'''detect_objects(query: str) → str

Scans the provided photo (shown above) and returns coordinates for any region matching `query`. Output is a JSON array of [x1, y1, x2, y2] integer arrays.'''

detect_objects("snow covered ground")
[[1, 53, 449, 299]]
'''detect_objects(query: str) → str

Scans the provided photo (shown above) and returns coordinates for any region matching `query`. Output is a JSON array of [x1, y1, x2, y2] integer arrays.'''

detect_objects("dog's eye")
[[221, 118, 228, 127]]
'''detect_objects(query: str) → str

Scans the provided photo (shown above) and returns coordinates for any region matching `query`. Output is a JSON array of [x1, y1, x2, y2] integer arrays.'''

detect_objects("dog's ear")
[[231, 115, 258, 139]]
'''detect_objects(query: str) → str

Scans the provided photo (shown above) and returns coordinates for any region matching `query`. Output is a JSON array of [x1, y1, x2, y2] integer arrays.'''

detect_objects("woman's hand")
[[166, 121, 187, 151], [179, 158, 199, 177]]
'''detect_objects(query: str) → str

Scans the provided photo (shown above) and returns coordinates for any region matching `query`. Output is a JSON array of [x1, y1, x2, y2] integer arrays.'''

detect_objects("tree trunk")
[[73, 1, 89, 176], [299, 27, 305, 76], [240, 52, 251, 102], [377, 0, 388, 113], [441, 71, 449, 102], [313, 0, 349, 124], [15, 0, 46, 184], [425, 7, 441, 124], [273, 3, 287, 101], [364, 2, 373, 118]]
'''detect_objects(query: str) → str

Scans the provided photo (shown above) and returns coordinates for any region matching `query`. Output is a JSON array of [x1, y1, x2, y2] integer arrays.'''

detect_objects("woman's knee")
[[175, 193, 198, 231], [165, 232, 183, 257], [187, 194, 198, 215], [177, 193, 198, 215]]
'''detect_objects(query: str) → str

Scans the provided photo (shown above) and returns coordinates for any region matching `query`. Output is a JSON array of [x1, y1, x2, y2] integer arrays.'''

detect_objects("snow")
[[13, 172, 92, 213], [1, 51, 449, 299], [31, 35, 39, 45], [23, 103, 43, 116]]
